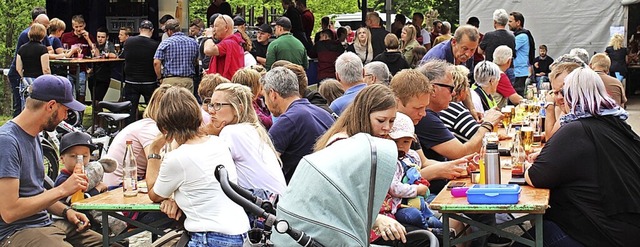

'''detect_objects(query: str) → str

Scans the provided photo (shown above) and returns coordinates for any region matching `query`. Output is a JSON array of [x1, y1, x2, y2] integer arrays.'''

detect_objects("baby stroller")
[[217, 133, 438, 246]]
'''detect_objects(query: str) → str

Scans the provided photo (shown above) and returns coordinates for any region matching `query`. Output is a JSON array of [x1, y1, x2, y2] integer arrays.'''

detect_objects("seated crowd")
[[2, 7, 640, 247]]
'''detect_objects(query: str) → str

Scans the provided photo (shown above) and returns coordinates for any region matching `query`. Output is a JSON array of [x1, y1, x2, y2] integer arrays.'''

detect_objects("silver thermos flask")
[[484, 142, 501, 184]]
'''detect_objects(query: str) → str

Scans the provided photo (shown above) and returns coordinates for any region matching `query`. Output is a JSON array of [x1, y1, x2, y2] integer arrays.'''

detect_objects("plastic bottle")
[[478, 135, 487, 184], [484, 142, 501, 184], [123, 140, 138, 197], [511, 128, 526, 175], [70, 155, 85, 203]]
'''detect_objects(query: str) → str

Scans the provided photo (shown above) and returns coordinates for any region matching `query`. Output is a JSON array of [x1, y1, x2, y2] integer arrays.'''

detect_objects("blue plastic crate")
[[466, 184, 521, 204]]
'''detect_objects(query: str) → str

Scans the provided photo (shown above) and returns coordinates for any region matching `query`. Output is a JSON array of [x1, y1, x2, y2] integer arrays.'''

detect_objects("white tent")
[[460, 0, 638, 58]]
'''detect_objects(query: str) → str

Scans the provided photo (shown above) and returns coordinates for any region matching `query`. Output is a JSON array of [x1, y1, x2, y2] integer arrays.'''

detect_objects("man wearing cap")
[[233, 16, 247, 34], [266, 17, 308, 70], [123, 20, 160, 124], [0, 75, 104, 246], [203, 14, 245, 80], [251, 23, 273, 66], [154, 19, 199, 92]]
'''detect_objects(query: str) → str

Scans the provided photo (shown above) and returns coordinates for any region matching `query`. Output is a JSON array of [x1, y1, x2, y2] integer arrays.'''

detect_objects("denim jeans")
[[18, 77, 35, 112], [511, 220, 584, 247], [68, 71, 87, 96], [188, 232, 246, 247], [8, 73, 21, 117], [395, 197, 443, 229]]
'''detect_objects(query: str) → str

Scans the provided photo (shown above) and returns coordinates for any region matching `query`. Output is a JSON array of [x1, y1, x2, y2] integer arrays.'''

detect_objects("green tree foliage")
[[371, 0, 458, 28], [0, 0, 45, 115]]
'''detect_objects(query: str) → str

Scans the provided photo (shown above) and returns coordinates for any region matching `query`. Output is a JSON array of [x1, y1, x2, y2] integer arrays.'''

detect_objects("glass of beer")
[[520, 126, 534, 153], [114, 43, 121, 56], [501, 107, 512, 134]]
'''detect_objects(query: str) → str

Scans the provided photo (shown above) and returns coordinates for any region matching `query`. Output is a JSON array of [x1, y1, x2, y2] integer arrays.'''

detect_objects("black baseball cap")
[[233, 16, 246, 26], [258, 23, 273, 34], [60, 132, 97, 155], [209, 13, 221, 27], [275, 17, 292, 30], [140, 20, 154, 29]]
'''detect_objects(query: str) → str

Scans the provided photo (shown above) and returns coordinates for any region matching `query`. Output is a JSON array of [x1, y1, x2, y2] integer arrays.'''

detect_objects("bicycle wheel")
[[42, 145, 59, 181]]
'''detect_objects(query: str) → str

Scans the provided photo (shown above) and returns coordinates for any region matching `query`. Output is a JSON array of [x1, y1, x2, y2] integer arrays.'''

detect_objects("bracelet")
[[480, 122, 493, 132], [481, 121, 493, 129], [544, 102, 555, 109], [61, 206, 73, 221]]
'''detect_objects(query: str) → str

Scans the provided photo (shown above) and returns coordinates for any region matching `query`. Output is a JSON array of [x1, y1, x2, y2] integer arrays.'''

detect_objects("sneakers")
[[430, 227, 457, 241], [487, 234, 512, 247]]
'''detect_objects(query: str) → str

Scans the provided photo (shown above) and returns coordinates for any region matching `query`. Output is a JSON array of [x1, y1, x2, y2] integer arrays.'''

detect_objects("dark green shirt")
[[266, 33, 308, 70]]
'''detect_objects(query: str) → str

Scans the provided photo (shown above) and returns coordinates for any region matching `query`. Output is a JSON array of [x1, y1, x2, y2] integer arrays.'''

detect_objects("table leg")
[[535, 214, 543, 247], [443, 213, 451, 247], [102, 212, 110, 247]]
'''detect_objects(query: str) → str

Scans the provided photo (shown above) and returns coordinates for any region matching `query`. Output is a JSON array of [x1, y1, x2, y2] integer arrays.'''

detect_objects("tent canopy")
[[460, 0, 627, 58]]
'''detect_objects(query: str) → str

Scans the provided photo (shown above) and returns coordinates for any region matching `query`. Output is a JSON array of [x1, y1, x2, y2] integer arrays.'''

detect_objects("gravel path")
[[128, 232, 152, 247]]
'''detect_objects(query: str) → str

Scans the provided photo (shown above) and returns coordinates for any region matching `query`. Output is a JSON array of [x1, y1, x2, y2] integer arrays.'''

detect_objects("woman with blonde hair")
[[16, 23, 50, 103], [238, 31, 257, 68], [206, 83, 286, 194], [439, 65, 480, 143], [318, 78, 344, 105], [231, 68, 272, 129], [147, 87, 249, 246], [605, 33, 628, 80], [400, 25, 420, 65], [347, 27, 374, 64], [104, 84, 172, 187]]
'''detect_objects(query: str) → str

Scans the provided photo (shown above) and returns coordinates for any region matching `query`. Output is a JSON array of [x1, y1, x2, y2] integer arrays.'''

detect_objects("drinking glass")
[[114, 43, 121, 56], [520, 126, 534, 153], [501, 107, 513, 135]]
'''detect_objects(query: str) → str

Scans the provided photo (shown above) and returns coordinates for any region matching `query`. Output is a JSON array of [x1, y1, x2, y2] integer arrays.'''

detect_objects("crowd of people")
[[2, 3, 640, 247]]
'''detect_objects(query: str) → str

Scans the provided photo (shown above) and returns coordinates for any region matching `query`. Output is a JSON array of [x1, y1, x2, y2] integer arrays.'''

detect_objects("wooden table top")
[[429, 178, 550, 214], [50, 58, 124, 64], [72, 187, 159, 211]]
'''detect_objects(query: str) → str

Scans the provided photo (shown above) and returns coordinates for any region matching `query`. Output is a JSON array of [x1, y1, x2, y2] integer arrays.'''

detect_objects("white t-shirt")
[[421, 28, 431, 45], [470, 89, 485, 114], [220, 123, 286, 194], [103, 118, 159, 187], [153, 136, 249, 234], [244, 51, 257, 68]]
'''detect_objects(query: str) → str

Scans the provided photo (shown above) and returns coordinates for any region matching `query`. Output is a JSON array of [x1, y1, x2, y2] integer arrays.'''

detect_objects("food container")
[[466, 184, 521, 204]]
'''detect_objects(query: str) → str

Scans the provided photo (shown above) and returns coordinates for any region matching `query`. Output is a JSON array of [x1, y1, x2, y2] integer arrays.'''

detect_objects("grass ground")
[[0, 106, 94, 128]]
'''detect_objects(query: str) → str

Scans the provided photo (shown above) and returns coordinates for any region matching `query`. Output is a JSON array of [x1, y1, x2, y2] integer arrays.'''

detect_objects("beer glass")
[[520, 126, 534, 152]]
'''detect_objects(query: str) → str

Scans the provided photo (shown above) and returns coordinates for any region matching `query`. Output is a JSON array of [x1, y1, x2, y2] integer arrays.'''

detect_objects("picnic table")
[[72, 186, 174, 247]]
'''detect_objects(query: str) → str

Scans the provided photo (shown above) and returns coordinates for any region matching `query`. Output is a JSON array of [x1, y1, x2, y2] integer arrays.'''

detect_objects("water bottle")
[[70, 155, 85, 203], [123, 140, 138, 197], [484, 142, 501, 184]]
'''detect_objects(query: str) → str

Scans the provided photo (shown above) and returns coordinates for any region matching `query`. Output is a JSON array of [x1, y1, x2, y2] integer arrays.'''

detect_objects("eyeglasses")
[[207, 102, 232, 111], [202, 97, 211, 105], [433, 82, 455, 93]]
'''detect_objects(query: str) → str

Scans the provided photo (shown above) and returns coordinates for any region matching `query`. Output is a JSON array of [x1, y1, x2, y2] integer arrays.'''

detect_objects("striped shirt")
[[439, 102, 479, 143], [154, 32, 198, 77]]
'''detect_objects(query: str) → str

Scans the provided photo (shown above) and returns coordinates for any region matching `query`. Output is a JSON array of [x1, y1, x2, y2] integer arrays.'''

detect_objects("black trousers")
[[123, 82, 158, 125], [513, 76, 528, 97]]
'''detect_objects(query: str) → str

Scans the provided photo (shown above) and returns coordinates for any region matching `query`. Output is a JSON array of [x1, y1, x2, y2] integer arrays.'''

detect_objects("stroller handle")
[[215, 165, 325, 247]]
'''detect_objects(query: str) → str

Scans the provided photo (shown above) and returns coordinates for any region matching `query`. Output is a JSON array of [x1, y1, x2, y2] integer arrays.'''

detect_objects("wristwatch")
[[148, 153, 162, 160], [61, 206, 73, 221]]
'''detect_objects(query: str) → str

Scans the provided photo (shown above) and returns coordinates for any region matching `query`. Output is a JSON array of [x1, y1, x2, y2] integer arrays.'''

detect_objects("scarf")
[[559, 104, 628, 126], [353, 40, 373, 64]]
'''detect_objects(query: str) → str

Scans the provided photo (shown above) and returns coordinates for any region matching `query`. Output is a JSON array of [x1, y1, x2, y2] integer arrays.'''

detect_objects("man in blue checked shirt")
[[154, 19, 199, 92]]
